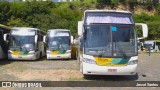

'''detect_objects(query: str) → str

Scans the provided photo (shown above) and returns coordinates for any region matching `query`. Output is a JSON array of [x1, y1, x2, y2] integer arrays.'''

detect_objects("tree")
[[7, 16, 29, 27], [0, 2, 11, 24]]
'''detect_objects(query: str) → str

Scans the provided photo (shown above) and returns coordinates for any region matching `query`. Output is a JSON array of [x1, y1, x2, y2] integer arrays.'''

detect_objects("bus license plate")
[[18, 56, 22, 58], [57, 56, 61, 58], [108, 69, 117, 72]]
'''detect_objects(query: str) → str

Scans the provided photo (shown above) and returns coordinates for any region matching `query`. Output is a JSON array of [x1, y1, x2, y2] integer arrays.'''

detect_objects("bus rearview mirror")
[[43, 35, 46, 43], [3, 33, 9, 42], [35, 35, 38, 43], [78, 21, 83, 36], [135, 23, 148, 40], [71, 36, 74, 44]]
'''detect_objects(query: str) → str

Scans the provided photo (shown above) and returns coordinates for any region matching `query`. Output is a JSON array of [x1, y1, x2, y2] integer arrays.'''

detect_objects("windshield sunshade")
[[85, 12, 133, 24], [47, 36, 70, 50], [11, 29, 36, 36]]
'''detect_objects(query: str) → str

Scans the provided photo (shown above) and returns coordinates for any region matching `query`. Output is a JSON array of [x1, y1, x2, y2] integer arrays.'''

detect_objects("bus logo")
[[98, 58, 108, 62]]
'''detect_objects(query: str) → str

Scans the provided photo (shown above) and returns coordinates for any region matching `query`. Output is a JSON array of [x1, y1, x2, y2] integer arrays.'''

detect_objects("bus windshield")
[[84, 24, 137, 57], [47, 36, 70, 51], [9, 35, 35, 51]]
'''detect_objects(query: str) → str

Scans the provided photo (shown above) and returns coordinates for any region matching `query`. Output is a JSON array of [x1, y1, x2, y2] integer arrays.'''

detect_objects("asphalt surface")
[[0, 52, 160, 81], [0, 52, 159, 89]]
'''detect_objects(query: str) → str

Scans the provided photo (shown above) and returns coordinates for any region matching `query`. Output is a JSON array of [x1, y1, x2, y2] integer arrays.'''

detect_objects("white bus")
[[77, 10, 148, 76], [45, 29, 73, 59], [143, 40, 160, 52], [4, 27, 46, 60], [0, 24, 10, 59]]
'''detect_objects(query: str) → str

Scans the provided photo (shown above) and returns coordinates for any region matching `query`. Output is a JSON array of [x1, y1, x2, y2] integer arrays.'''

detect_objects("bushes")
[[0, 2, 83, 36], [0, 1, 160, 38], [147, 21, 160, 40], [0, 2, 11, 24], [133, 13, 154, 23], [134, 13, 160, 40], [156, 4, 160, 14]]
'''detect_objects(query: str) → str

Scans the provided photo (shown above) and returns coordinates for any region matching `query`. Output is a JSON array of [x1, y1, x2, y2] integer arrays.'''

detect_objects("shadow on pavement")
[[46, 58, 77, 61], [0, 58, 13, 65], [83, 73, 139, 81], [0, 56, 77, 64], [0, 56, 46, 63]]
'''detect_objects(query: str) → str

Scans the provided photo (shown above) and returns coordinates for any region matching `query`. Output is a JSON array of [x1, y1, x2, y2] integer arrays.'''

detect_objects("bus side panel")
[[0, 46, 6, 59]]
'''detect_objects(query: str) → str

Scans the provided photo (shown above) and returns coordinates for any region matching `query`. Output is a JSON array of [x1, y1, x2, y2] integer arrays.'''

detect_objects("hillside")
[[0, 1, 160, 39]]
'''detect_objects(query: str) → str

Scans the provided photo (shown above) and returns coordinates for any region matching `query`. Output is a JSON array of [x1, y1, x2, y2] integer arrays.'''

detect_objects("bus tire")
[[77, 54, 80, 63], [80, 61, 83, 73], [75, 51, 78, 60], [83, 74, 89, 79], [39, 52, 42, 59]]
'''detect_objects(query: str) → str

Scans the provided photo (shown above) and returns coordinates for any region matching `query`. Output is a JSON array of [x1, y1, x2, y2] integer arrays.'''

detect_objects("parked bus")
[[77, 10, 148, 76], [4, 27, 46, 60], [45, 29, 73, 59], [143, 40, 160, 52], [0, 24, 10, 59]]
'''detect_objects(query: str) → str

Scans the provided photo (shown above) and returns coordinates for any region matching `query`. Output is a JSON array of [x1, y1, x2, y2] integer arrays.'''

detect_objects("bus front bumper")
[[82, 62, 137, 75], [8, 54, 37, 60], [47, 53, 71, 59]]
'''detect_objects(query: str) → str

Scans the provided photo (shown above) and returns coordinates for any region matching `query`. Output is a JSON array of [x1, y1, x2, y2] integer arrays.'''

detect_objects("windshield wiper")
[[57, 42, 64, 51], [49, 47, 58, 51], [98, 47, 107, 58], [114, 40, 127, 57], [10, 46, 21, 51], [22, 45, 28, 52]]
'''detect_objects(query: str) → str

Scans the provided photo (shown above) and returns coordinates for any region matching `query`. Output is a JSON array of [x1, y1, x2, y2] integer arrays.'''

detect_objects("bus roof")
[[11, 27, 46, 34], [84, 10, 132, 14], [83, 10, 133, 24], [144, 40, 160, 43], [48, 29, 70, 32], [12, 27, 39, 30]]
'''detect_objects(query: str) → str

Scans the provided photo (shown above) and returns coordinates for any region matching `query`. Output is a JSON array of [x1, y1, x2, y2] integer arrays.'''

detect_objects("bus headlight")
[[8, 51, 11, 54], [83, 58, 96, 64], [29, 52, 35, 55], [128, 60, 138, 65], [65, 50, 71, 54], [47, 51, 51, 54]]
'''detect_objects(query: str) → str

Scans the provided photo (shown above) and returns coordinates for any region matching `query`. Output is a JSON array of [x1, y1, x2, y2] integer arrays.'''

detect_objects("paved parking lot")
[[0, 52, 159, 81]]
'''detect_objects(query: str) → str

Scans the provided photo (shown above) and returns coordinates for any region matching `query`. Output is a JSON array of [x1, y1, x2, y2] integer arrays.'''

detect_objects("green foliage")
[[145, 0, 153, 10], [111, 0, 119, 5], [50, 8, 83, 36], [134, 13, 160, 40], [126, 0, 137, 3], [0, 2, 11, 24], [7, 16, 29, 27], [0, 1, 160, 39], [133, 13, 154, 23], [156, 4, 160, 14], [97, 0, 111, 4], [8, 2, 28, 19], [126, 0, 137, 9], [136, 25, 142, 38], [147, 21, 160, 40]]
